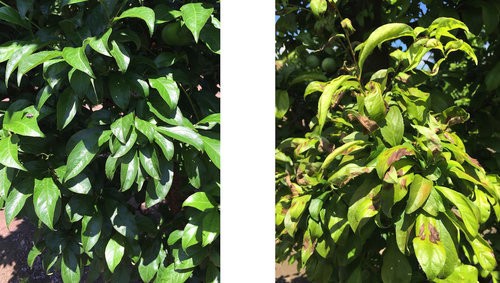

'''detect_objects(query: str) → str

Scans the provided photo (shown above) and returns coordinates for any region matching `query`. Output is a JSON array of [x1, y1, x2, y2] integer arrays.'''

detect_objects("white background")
[[221, 0, 276, 282]]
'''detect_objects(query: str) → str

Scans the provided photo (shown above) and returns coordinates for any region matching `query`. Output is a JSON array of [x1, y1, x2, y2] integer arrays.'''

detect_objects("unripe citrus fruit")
[[161, 22, 193, 46], [306, 54, 320, 68], [321, 58, 337, 73]]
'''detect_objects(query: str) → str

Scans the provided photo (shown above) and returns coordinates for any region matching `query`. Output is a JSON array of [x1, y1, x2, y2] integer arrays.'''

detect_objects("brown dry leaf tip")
[[467, 155, 482, 167], [400, 177, 407, 188], [358, 115, 379, 133], [451, 207, 462, 220], [428, 223, 440, 243], [387, 148, 414, 167], [419, 224, 426, 240]]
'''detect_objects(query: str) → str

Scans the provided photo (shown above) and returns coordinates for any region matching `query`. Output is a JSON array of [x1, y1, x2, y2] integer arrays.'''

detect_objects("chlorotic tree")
[[276, 1, 500, 282], [0, 0, 219, 282]]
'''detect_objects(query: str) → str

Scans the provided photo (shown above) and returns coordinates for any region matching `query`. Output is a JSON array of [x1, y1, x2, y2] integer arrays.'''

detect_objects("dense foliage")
[[0, 0, 219, 282], [276, 1, 500, 282]]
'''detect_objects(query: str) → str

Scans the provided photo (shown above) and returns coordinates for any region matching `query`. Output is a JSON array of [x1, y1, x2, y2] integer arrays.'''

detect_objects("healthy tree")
[[276, 1, 500, 282], [0, 0, 219, 282]]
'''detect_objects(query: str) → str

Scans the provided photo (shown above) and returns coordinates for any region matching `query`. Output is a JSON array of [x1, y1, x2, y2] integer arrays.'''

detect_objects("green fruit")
[[161, 22, 194, 46], [306, 55, 320, 68], [321, 58, 337, 73]]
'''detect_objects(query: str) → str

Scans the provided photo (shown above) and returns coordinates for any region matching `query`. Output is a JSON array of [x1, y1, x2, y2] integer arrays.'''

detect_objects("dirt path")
[[275, 260, 309, 283]]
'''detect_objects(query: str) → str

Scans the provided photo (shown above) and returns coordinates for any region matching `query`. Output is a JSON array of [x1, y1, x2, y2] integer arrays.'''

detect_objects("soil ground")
[[275, 260, 309, 283], [0, 210, 60, 283]]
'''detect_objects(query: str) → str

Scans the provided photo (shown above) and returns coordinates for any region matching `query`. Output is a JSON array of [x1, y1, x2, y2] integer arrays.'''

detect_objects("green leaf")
[[120, 150, 139, 191], [155, 263, 192, 283], [89, 28, 112, 57], [109, 40, 130, 73], [381, 238, 412, 283], [135, 117, 155, 142], [468, 236, 496, 272], [0, 166, 14, 200], [157, 126, 203, 151], [405, 175, 433, 214], [105, 156, 119, 180], [17, 50, 61, 84], [428, 17, 470, 33], [5, 43, 38, 85], [64, 128, 101, 181], [347, 185, 381, 232], [434, 265, 478, 283], [65, 173, 91, 194], [4, 177, 33, 226], [357, 23, 414, 74], [139, 146, 160, 180], [154, 132, 174, 160], [111, 112, 134, 144], [62, 46, 94, 78], [105, 235, 125, 273], [435, 186, 479, 238], [115, 7, 155, 37], [197, 113, 220, 125], [139, 241, 165, 283], [0, 41, 19, 63], [3, 104, 44, 137], [0, 136, 26, 170], [288, 195, 311, 221], [149, 75, 180, 111], [112, 129, 137, 158], [201, 210, 219, 246], [182, 192, 215, 211], [310, 0, 327, 17], [364, 82, 386, 122], [321, 140, 366, 170], [33, 177, 61, 229], [201, 136, 220, 169], [62, 0, 87, 6], [276, 90, 289, 119], [327, 163, 373, 186], [444, 40, 477, 65], [0, 6, 29, 29], [27, 244, 41, 268], [381, 106, 404, 147], [317, 75, 354, 132], [180, 3, 213, 42], [413, 215, 447, 279], [61, 250, 81, 283], [81, 213, 102, 252], [108, 202, 138, 239], [182, 222, 199, 251], [109, 73, 131, 110], [56, 88, 78, 130], [375, 144, 415, 179]]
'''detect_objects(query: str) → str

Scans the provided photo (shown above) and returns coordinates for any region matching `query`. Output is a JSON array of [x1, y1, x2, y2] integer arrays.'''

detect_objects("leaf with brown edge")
[[375, 144, 415, 179], [413, 214, 447, 280], [405, 174, 433, 214]]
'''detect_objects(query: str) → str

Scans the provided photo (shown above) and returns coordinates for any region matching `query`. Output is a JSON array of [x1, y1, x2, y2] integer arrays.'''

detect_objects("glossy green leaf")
[[182, 222, 199, 251], [81, 213, 102, 252], [56, 88, 78, 130], [111, 113, 134, 144], [436, 186, 479, 237], [376, 144, 415, 178], [112, 129, 137, 158], [364, 83, 386, 122], [108, 202, 138, 239], [3, 104, 44, 138], [157, 126, 203, 151], [105, 235, 125, 273], [145, 159, 173, 207], [347, 185, 381, 232], [17, 51, 61, 84], [27, 244, 41, 268], [321, 140, 366, 170], [4, 177, 32, 226], [182, 192, 215, 211], [0, 136, 26, 170], [428, 17, 470, 33], [381, 238, 412, 283], [115, 7, 155, 37], [149, 75, 180, 111], [0, 41, 19, 63], [139, 241, 165, 283], [135, 117, 155, 142], [413, 215, 447, 279], [381, 106, 404, 147], [201, 136, 220, 169], [89, 28, 112, 57], [139, 145, 161, 180], [61, 250, 81, 283], [65, 173, 91, 194], [33, 177, 61, 229], [109, 73, 131, 110], [120, 150, 139, 191], [327, 163, 373, 186], [110, 40, 130, 73], [62, 46, 95, 78], [405, 174, 433, 214], [434, 265, 478, 283], [5, 43, 37, 85], [62, 0, 87, 6], [180, 3, 213, 42], [358, 23, 414, 73], [155, 263, 192, 283], [154, 132, 174, 160], [0, 6, 29, 29], [0, 166, 14, 201], [468, 236, 496, 272], [317, 75, 353, 132], [201, 210, 219, 246], [276, 90, 289, 119], [310, 0, 327, 17], [64, 128, 101, 181], [197, 113, 220, 125]]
